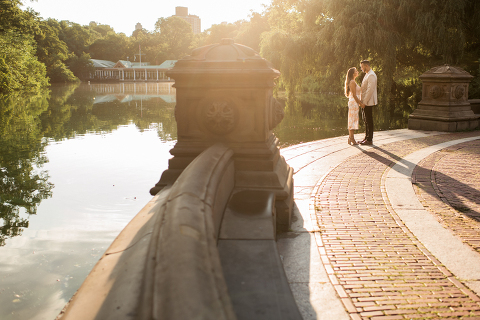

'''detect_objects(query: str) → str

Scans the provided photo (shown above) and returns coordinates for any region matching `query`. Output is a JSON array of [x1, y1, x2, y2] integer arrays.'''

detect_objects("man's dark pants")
[[362, 105, 376, 142]]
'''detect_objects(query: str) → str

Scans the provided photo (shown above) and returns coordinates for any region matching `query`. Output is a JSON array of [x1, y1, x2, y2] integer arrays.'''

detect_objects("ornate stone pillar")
[[408, 65, 480, 131], [150, 39, 294, 231]]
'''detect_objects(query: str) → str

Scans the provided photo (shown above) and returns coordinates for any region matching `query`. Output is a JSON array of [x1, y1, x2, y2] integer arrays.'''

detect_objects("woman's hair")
[[344, 67, 356, 97]]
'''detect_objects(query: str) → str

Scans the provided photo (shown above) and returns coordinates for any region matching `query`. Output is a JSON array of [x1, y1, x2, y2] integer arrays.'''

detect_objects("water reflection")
[[0, 92, 53, 246], [89, 82, 176, 103], [43, 83, 177, 141], [0, 83, 177, 247]]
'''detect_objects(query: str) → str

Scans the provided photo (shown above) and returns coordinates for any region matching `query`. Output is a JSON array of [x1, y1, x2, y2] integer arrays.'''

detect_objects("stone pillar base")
[[408, 117, 480, 132], [408, 65, 478, 132], [234, 158, 294, 233], [150, 134, 294, 232]]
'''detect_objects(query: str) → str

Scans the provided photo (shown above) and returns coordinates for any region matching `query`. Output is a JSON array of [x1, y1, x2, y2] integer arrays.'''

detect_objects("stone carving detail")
[[204, 101, 236, 135], [428, 85, 443, 99], [269, 96, 284, 130], [454, 85, 465, 100]]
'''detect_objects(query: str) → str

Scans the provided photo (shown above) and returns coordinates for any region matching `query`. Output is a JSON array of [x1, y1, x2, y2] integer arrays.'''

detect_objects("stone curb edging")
[[385, 136, 480, 297]]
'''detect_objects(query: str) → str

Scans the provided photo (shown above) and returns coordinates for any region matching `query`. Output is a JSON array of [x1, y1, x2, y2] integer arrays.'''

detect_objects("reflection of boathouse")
[[88, 82, 176, 104], [90, 59, 176, 82]]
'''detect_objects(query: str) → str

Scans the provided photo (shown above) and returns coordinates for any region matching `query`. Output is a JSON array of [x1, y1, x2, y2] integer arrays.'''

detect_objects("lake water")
[[0, 82, 410, 319]]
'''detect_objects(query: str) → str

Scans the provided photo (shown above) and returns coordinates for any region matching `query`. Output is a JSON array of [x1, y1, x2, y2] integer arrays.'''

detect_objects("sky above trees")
[[22, 0, 270, 35]]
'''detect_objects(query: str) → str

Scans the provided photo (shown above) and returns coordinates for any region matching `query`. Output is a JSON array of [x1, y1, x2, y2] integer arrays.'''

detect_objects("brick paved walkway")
[[314, 133, 480, 319], [413, 140, 480, 254]]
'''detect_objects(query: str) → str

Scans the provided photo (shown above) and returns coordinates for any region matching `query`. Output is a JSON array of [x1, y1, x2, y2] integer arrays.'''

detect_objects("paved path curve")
[[412, 140, 480, 254], [278, 129, 480, 320]]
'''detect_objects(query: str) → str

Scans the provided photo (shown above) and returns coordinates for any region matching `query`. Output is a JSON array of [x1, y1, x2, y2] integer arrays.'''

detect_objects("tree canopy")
[[258, 0, 480, 100], [154, 16, 194, 60]]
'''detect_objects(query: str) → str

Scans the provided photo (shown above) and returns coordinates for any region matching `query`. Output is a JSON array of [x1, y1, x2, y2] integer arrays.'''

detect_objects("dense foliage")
[[259, 0, 480, 102], [0, 0, 48, 92]]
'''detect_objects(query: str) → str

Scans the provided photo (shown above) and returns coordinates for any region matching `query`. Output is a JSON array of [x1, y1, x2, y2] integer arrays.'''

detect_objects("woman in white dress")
[[344, 67, 364, 145]]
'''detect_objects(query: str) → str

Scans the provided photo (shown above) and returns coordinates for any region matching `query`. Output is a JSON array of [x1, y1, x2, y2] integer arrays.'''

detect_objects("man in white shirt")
[[359, 60, 378, 145]]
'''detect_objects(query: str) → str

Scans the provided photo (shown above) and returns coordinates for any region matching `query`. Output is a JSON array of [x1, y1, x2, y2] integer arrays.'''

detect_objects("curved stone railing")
[[59, 144, 236, 320], [137, 143, 236, 320]]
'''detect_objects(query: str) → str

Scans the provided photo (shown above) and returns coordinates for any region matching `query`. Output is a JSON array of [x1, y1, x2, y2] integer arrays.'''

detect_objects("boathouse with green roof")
[[90, 59, 177, 82]]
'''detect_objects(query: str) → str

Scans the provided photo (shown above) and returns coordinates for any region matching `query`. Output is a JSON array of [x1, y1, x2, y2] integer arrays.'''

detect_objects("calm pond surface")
[[0, 82, 410, 319]]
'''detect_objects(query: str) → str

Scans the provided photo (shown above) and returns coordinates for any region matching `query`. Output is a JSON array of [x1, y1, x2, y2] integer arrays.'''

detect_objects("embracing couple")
[[344, 60, 378, 145]]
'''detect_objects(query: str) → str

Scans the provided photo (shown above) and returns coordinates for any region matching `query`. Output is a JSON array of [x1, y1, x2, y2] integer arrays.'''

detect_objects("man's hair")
[[360, 60, 370, 66]]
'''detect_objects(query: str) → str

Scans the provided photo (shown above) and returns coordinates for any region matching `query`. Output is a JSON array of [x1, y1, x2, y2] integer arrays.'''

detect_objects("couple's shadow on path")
[[359, 145, 480, 222], [280, 140, 480, 319]]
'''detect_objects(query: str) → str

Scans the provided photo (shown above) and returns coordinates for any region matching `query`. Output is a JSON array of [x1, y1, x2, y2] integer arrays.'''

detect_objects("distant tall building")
[[135, 23, 143, 31], [174, 6, 201, 34], [175, 6, 188, 17]]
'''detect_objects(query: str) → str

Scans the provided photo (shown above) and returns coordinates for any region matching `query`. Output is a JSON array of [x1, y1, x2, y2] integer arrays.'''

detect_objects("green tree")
[[47, 60, 78, 83], [89, 32, 130, 62], [191, 31, 208, 49], [128, 29, 159, 63], [0, 0, 49, 92], [0, 0, 38, 33], [204, 22, 239, 45], [259, 0, 316, 95], [67, 52, 95, 80], [34, 18, 77, 83], [142, 33, 165, 65], [131, 26, 149, 39], [58, 20, 95, 56], [235, 12, 270, 52], [0, 31, 49, 93], [154, 16, 194, 59], [88, 21, 115, 37], [35, 19, 70, 65]]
